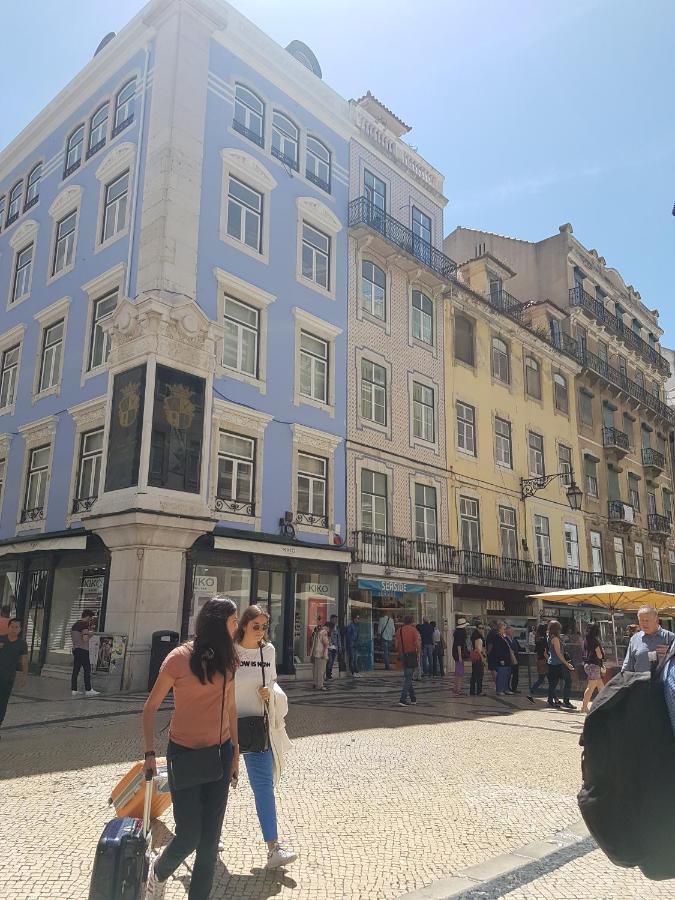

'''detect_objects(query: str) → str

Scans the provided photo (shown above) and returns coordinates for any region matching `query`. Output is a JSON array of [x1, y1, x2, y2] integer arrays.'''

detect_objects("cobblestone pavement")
[[1, 673, 674, 899]]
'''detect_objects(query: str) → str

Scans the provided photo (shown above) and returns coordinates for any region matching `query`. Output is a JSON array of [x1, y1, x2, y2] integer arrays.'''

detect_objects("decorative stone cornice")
[[220, 148, 277, 191], [9, 219, 38, 250], [291, 423, 342, 454], [18, 415, 58, 447], [95, 142, 136, 182], [0, 434, 13, 457], [213, 398, 273, 434], [68, 396, 107, 430], [297, 196, 342, 233], [49, 185, 82, 220]]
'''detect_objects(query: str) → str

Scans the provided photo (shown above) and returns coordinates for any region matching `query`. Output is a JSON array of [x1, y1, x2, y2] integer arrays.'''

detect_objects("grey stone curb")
[[397, 819, 590, 899]]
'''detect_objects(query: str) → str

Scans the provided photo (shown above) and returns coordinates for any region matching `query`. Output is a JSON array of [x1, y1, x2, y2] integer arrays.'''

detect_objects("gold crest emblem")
[[117, 382, 140, 428], [163, 384, 195, 430]]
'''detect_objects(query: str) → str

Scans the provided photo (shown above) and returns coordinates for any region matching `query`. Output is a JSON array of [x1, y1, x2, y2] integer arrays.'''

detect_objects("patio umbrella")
[[528, 584, 675, 661]]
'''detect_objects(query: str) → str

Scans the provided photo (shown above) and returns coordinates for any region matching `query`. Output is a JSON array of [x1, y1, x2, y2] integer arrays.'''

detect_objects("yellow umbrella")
[[528, 584, 675, 661]]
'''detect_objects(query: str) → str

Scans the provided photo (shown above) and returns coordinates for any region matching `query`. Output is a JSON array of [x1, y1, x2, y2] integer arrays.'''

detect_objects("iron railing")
[[583, 348, 675, 425], [602, 426, 630, 452], [608, 500, 635, 524], [296, 511, 329, 528], [648, 513, 672, 536], [642, 447, 665, 471], [306, 170, 330, 193], [214, 497, 255, 517], [72, 496, 97, 514], [20, 506, 44, 523], [271, 146, 298, 170], [570, 286, 670, 375], [233, 119, 265, 148], [349, 197, 458, 281], [487, 287, 524, 321]]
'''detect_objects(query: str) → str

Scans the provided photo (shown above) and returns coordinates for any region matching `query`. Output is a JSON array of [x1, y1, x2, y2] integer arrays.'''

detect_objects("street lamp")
[[521, 470, 583, 510]]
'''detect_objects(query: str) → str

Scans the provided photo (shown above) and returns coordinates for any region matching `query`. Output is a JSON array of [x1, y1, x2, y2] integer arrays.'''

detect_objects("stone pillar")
[[93, 511, 209, 690]]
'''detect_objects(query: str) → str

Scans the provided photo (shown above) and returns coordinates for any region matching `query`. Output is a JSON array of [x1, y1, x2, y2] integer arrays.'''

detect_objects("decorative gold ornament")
[[117, 381, 141, 428], [163, 383, 194, 430]]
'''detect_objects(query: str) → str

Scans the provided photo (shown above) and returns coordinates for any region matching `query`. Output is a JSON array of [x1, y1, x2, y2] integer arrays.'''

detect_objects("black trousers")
[[0, 676, 15, 725], [156, 740, 232, 900], [510, 664, 520, 692], [470, 661, 484, 695], [433, 646, 445, 676], [548, 665, 571, 703], [71, 648, 91, 692]]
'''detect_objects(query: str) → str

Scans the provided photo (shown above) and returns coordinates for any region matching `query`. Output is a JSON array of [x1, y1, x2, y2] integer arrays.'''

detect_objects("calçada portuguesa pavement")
[[1, 671, 674, 900]]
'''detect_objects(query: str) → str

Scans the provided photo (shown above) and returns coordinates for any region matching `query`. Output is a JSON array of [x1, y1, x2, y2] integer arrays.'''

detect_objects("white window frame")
[[301, 221, 330, 290], [564, 522, 580, 571], [64, 125, 85, 177], [215, 268, 275, 393], [491, 336, 510, 384], [361, 259, 387, 322], [495, 416, 512, 468], [222, 296, 259, 378], [299, 331, 328, 405], [226, 175, 262, 254], [291, 424, 340, 536], [558, 444, 573, 487], [292, 307, 341, 416], [295, 197, 342, 300], [459, 496, 481, 552], [360, 358, 387, 427], [11, 243, 34, 305], [74, 428, 105, 512], [305, 135, 331, 192], [233, 84, 265, 146], [411, 380, 435, 446], [24, 163, 42, 211], [6, 180, 24, 225], [614, 536, 626, 577], [271, 110, 299, 170], [414, 482, 438, 544], [411, 290, 434, 347], [528, 431, 545, 477], [88, 102, 109, 156], [296, 452, 328, 524], [359, 466, 389, 536], [499, 506, 518, 559], [33, 297, 70, 401], [216, 431, 256, 516], [584, 455, 599, 498], [0, 324, 25, 416], [16, 416, 57, 533], [554, 372, 569, 413], [66, 396, 106, 524], [653, 546, 663, 582], [534, 514, 552, 566], [7, 218, 38, 310], [457, 401, 476, 456], [100, 170, 130, 245], [220, 149, 276, 264], [47, 185, 82, 283], [634, 541, 646, 581], [80, 263, 125, 385], [590, 530, 604, 575], [113, 78, 136, 134], [94, 143, 136, 253]]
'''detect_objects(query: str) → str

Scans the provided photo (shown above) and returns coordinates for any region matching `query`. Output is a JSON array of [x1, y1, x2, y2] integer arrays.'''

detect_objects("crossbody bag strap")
[[218, 669, 226, 746]]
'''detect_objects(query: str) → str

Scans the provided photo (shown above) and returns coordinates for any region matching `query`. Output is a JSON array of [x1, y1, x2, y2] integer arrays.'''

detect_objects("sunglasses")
[[251, 623, 269, 632]]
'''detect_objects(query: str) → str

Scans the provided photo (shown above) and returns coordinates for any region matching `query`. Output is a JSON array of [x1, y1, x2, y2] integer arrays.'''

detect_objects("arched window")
[[271, 111, 298, 169], [412, 291, 433, 345], [113, 79, 136, 134], [491, 336, 510, 383], [233, 85, 264, 147], [6, 181, 23, 225], [64, 125, 85, 177], [306, 136, 331, 192], [361, 260, 386, 320], [454, 314, 474, 366], [554, 372, 568, 413], [88, 103, 109, 156], [525, 356, 541, 400], [24, 164, 42, 209]]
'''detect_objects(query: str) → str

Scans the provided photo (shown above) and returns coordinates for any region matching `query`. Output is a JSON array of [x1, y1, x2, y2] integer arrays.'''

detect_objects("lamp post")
[[521, 470, 583, 510]]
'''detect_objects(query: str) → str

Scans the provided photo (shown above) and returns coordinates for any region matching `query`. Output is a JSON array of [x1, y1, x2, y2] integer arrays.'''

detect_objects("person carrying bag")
[[141, 597, 239, 900], [235, 605, 298, 870]]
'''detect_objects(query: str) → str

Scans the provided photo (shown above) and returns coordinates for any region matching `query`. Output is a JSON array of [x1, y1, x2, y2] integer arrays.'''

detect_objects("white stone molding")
[[0, 324, 26, 417], [68, 395, 107, 429], [49, 185, 82, 220], [34, 295, 70, 326], [9, 219, 38, 251], [82, 262, 126, 300], [219, 149, 276, 265], [95, 142, 136, 182], [296, 196, 342, 234], [291, 307, 342, 416], [295, 196, 341, 300], [80, 263, 126, 386], [220, 148, 278, 192], [290, 424, 342, 536]]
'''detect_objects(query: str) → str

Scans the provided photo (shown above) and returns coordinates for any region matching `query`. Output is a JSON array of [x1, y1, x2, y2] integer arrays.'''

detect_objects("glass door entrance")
[[256, 570, 286, 655], [24, 569, 50, 673]]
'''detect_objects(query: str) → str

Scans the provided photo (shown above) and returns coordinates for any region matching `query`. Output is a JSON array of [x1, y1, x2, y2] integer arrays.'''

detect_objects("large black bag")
[[89, 775, 152, 899], [577, 654, 675, 880]]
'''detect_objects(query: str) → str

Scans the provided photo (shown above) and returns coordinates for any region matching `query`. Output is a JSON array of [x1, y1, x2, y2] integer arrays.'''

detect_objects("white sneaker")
[[266, 843, 298, 869], [145, 853, 167, 899], [71, 690, 83, 697], [85, 689, 100, 697]]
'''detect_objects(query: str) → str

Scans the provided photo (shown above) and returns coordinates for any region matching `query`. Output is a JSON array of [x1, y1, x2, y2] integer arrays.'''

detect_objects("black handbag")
[[238, 643, 270, 754], [167, 671, 227, 791]]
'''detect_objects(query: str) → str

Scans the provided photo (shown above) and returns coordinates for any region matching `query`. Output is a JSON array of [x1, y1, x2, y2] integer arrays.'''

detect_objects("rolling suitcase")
[[88, 771, 153, 900], [110, 760, 172, 821]]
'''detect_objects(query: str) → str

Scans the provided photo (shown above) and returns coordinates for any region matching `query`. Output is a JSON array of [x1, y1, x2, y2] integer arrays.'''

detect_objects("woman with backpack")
[[581, 622, 606, 714], [142, 597, 239, 900], [527, 622, 549, 703], [235, 604, 297, 870], [547, 619, 576, 709]]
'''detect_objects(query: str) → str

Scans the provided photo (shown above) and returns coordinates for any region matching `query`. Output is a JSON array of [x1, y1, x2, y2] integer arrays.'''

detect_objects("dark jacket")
[[488, 633, 512, 668], [452, 628, 467, 662]]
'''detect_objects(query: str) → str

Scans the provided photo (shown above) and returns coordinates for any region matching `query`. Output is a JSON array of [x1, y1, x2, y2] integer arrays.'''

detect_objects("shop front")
[[346, 577, 449, 670], [182, 530, 350, 675], [0, 531, 110, 676]]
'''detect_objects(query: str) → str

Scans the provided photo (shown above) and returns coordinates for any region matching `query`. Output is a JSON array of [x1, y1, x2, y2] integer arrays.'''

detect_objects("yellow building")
[[444, 253, 586, 625]]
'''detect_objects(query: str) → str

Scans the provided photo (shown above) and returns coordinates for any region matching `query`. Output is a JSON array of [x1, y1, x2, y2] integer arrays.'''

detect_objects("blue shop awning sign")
[[357, 578, 425, 595]]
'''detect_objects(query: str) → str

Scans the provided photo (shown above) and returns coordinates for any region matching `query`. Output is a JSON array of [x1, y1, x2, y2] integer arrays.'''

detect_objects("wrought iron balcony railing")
[[72, 496, 98, 514], [20, 506, 44, 523], [306, 170, 330, 194], [296, 511, 329, 528], [570, 286, 670, 375], [602, 426, 630, 452], [271, 146, 298, 170], [351, 531, 456, 573], [642, 447, 665, 471], [349, 197, 458, 281], [233, 118, 265, 148], [214, 497, 255, 517], [584, 348, 675, 425], [648, 513, 671, 536], [608, 500, 635, 524], [487, 287, 524, 321]]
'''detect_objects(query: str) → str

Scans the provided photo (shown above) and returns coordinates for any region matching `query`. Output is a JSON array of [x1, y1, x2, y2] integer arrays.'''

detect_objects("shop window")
[[187, 564, 252, 637], [294, 572, 338, 664], [45, 565, 106, 669]]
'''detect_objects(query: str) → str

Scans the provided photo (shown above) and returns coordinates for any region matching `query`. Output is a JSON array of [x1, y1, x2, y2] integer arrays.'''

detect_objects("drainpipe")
[[125, 41, 152, 299]]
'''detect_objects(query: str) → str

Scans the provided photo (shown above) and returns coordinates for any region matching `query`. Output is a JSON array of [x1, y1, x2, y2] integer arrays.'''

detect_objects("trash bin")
[[148, 630, 179, 691]]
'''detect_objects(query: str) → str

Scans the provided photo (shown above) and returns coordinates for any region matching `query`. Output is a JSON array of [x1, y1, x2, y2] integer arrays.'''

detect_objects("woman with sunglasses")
[[234, 605, 297, 870]]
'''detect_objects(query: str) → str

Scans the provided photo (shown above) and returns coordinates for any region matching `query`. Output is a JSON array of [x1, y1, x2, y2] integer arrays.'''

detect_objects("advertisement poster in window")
[[89, 633, 127, 679], [188, 573, 219, 637]]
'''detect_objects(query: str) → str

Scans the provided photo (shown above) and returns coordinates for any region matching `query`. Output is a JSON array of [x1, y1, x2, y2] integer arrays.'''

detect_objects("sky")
[[2, 0, 674, 340]]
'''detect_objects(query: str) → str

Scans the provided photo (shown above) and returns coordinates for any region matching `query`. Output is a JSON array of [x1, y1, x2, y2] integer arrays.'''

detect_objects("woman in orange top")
[[142, 598, 239, 900]]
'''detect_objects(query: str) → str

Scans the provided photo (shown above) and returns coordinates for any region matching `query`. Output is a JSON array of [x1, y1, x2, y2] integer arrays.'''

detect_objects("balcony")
[[296, 511, 329, 529], [642, 447, 665, 475], [486, 287, 524, 322], [583, 348, 675, 426], [20, 506, 44, 524], [603, 426, 630, 459], [214, 497, 255, 517], [72, 496, 97, 514], [608, 500, 635, 529], [570, 286, 670, 376], [351, 530, 455, 573], [348, 197, 458, 282], [648, 513, 671, 539], [232, 118, 264, 148]]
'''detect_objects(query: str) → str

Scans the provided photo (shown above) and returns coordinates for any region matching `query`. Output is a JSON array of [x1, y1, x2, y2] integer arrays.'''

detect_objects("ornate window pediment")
[[49, 185, 83, 220], [9, 219, 38, 250], [220, 148, 277, 191], [297, 196, 342, 234], [95, 142, 136, 182]]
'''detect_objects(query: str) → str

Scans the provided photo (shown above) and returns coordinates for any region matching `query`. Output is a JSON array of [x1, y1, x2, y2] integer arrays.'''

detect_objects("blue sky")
[[3, 1, 674, 341]]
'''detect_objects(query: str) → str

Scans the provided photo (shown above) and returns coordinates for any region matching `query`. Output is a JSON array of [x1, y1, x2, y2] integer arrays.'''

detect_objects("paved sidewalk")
[[2, 673, 673, 899]]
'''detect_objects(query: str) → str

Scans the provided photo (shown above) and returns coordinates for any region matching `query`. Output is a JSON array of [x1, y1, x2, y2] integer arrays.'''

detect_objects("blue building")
[[0, 0, 351, 686]]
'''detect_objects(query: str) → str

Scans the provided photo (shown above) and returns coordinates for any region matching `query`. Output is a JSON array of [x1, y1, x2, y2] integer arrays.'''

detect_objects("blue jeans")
[[348, 647, 359, 674], [382, 639, 391, 669], [326, 648, 338, 678], [400, 667, 417, 702], [496, 665, 511, 694], [422, 644, 434, 676], [243, 748, 277, 843]]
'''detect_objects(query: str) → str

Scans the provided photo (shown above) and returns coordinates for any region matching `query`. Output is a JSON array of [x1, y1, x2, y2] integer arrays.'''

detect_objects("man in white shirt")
[[378, 613, 396, 670]]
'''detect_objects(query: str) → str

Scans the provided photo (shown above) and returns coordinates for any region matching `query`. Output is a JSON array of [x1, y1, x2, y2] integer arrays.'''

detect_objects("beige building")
[[446, 224, 675, 599], [346, 94, 456, 668]]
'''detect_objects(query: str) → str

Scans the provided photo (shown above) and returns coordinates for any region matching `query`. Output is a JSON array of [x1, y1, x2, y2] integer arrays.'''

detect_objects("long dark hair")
[[584, 622, 601, 649], [234, 604, 269, 646], [189, 597, 238, 684], [535, 623, 548, 639]]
